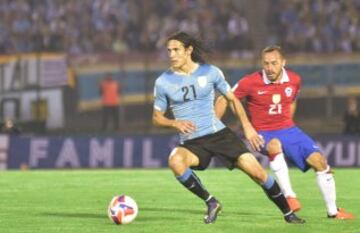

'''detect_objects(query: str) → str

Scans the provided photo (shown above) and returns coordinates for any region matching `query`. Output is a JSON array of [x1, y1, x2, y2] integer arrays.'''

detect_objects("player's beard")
[[267, 70, 282, 82]]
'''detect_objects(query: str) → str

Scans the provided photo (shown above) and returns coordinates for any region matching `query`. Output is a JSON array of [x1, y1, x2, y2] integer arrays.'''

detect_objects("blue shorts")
[[258, 126, 320, 172]]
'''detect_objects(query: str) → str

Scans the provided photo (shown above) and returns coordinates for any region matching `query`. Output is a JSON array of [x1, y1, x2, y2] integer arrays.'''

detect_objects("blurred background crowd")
[[268, 0, 360, 53], [0, 0, 359, 56]]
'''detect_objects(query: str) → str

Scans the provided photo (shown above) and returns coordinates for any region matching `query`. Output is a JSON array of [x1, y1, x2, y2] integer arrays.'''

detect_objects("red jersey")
[[233, 69, 301, 131]]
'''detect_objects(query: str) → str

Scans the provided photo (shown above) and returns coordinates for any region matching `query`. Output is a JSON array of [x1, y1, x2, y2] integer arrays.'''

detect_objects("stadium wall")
[[76, 63, 360, 111], [1, 134, 360, 170]]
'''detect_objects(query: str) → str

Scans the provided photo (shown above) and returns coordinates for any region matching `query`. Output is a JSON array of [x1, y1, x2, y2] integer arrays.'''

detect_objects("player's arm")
[[290, 75, 301, 119], [214, 95, 228, 119], [152, 110, 195, 134], [215, 95, 245, 119], [223, 91, 264, 151], [290, 101, 297, 119]]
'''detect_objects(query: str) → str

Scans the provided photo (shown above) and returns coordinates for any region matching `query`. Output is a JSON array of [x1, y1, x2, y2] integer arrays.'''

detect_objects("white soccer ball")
[[108, 195, 138, 224]]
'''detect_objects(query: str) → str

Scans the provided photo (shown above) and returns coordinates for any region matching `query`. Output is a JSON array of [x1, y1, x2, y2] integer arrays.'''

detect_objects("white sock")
[[269, 153, 297, 198], [316, 166, 338, 216]]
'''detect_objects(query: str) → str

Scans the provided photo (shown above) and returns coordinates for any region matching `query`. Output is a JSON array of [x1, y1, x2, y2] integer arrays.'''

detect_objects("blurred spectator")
[[267, 0, 360, 54], [343, 96, 360, 135], [0, 0, 358, 55], [0, 119, 21, 135], [0, 0, 253, 56], [99, 73, 121, 131]]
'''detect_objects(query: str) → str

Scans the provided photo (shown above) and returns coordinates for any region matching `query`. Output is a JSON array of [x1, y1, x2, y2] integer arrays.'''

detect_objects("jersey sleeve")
[[213, 66, 231, 95], [293, 75, 301, 101], [153, 79, 168, 112], [232, 77, 249, 99]]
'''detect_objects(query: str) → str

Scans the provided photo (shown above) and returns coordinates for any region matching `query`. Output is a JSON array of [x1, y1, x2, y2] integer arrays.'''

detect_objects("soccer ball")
[[108, 195, 138, 225]]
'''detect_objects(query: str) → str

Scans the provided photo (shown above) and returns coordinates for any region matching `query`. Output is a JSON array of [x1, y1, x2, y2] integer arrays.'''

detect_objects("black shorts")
[[178, 127, 250, 170]]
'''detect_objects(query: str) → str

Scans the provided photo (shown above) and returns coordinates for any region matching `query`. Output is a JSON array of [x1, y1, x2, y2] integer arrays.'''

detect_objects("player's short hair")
[[261, 45, 285, 58], [167, 31, 208, 64]]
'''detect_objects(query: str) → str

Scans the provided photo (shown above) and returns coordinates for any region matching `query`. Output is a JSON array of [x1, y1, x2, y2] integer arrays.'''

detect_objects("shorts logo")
[[197, 76, 208, 88], [272, 94, 281, 104], [285, 87, 293, 97]]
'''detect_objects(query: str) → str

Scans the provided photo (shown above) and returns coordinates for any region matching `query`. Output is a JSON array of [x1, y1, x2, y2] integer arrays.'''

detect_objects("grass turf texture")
[[0, 169, 359, 233]]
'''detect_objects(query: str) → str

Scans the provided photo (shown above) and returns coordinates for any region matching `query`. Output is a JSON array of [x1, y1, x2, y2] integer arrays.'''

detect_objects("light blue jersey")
[[153, 64, 231, 142]]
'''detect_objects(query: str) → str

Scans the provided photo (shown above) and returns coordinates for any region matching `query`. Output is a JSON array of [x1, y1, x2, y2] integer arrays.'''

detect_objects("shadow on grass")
[[141, 207, 203, 215], [141, 206, 259, 217], [37, 207, 265, 223], [136, 207, 268, 223], [38, 212, 105, 219], [38, 210, 189, 223]]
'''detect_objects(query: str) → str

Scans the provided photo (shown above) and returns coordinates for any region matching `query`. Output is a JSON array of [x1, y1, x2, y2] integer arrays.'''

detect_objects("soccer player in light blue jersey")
[[152, 32, 305, 224]]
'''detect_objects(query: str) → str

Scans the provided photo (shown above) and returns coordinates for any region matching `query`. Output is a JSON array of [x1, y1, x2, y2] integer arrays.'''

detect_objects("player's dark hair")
[[261, 45, 285, 58], [167, 31, 208, 64]]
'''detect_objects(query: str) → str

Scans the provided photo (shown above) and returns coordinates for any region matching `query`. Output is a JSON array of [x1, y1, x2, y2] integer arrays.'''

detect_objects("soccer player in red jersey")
[[216, 45, 354, 219]]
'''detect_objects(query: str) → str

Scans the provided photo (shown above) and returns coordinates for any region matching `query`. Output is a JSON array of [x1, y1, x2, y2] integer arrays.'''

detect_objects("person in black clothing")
[[343, 96, 360, 135]]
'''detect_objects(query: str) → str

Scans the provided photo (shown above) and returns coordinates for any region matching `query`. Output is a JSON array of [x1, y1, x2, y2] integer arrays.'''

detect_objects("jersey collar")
[[171, 63, 200, 76], [262, 68, 289, 84]]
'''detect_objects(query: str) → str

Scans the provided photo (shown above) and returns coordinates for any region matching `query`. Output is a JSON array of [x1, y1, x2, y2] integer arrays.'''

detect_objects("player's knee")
[[168, 153, 186, 171], [313, 160, 328, 172], [237, 153, 267, 183], [306, 152, 328, 172], [266, 138, 282, 154]]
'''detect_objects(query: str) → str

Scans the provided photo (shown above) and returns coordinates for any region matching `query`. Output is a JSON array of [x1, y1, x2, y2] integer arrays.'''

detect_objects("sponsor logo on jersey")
[[257, 90, 267, 95]]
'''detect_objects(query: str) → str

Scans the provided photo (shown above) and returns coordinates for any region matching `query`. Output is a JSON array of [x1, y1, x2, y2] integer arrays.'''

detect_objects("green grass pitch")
[[0, 168, 359, 233]]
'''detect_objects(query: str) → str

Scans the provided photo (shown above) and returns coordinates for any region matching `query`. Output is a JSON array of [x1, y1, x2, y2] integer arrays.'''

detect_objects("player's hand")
[[172, 120, 196, 134], [243, 125, 264, 151]]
